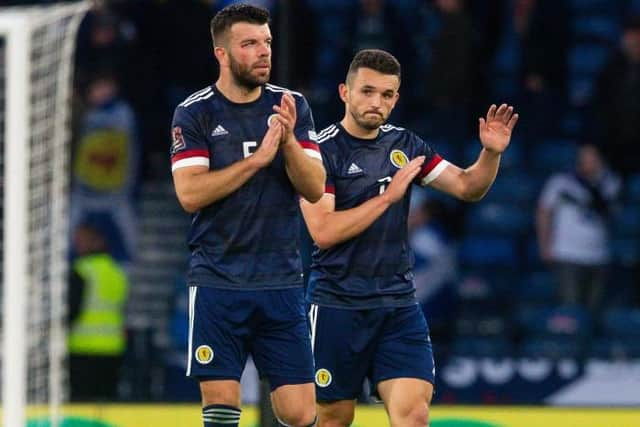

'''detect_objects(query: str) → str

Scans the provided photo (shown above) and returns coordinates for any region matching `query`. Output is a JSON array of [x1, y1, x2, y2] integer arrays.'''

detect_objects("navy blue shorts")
[[187, 286, 314, 390], [309, 303, 435, 402]]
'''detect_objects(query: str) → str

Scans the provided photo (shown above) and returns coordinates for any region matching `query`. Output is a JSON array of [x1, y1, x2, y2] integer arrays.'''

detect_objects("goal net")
[[0, 2, 89, 426]]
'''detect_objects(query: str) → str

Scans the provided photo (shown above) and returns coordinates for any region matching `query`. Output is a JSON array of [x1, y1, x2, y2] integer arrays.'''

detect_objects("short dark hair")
[[210, 3, 270, 47], [346, 49, 401, 84]]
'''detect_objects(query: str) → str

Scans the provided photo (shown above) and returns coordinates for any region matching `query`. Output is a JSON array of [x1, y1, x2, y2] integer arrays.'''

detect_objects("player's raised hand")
[[250, 120, 283, 169], [478, 103, 519, 153], [382, 156, 425, 204], [272, 92, 297, 144]]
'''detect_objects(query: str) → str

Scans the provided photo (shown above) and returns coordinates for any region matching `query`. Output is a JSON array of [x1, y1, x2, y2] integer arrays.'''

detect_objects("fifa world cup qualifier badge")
[[390, 149, 409, 168], [171, 126, 186, 155], [195, 345, 214, 364], [315, 368, 332, 387]]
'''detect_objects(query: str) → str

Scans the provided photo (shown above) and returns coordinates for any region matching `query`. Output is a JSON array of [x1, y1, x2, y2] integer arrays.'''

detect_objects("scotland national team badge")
[[195, 345, 214, 364], [390, 149, 409, 168], [315, 368, 332, 388], [267, 113, 279, 127], [171, 126, 186, 154]]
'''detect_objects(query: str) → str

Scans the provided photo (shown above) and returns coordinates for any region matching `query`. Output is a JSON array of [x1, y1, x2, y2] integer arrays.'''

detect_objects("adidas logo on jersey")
[[347, 163, 363, 174], [211, 125, 229, 137]]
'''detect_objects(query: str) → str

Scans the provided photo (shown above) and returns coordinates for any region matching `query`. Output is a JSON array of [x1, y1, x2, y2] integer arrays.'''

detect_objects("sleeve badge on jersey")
[[390, 149, 409, 168], [315, 368, 333, 387], [171, 126, 186, 155]]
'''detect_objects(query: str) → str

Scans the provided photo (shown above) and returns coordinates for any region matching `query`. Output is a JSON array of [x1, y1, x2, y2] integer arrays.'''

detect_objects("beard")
[[350, 108, 386, 130], [229, 54, 270, 90]]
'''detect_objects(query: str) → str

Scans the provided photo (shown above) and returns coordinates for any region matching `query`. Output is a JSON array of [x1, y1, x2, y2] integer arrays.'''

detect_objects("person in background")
[[536, 144, 621, 316], [591, 15, 640, 178], [70, 70, 140, 266], [68, 223, 129, 401]]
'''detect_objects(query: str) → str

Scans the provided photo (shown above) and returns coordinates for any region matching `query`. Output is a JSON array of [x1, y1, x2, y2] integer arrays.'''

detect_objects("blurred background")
[[4, 0, 640, 413]]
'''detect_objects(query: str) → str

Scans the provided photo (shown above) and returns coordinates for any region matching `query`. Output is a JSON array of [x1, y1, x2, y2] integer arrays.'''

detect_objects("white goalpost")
[[0, 2, 89, 426]]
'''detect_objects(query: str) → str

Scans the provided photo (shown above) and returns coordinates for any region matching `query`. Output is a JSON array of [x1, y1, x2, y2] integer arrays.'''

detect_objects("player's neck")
[[340, 117, 379, 140], [215, 77, 262, 103]]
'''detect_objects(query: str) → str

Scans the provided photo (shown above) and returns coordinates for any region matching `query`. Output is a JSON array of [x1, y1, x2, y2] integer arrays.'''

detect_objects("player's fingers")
[[283, 93, 296, 113], [503, 106, 514, 123], [486, 104, 497, 121], [271, 112, 292, 129], [478, 117, 486, 133], [507, 113, 519, 131], [272, 106, 294, 126], [495, 103, 507, 119], [408, 155, 426, 167]]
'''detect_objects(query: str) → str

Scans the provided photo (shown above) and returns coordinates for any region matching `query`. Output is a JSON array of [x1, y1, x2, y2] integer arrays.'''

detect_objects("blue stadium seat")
[[519, 336, 585, 359], [464, 203, 531, 236], [483, 173, 538, 205], [455, 313, 510, 337], [517, 271, 556, 305], [570, 0, 624, 15], [459, 236, 518, 267], [612, 238, 640, 266], [612, 205, 640, 237], [626, 173, 640, 202], [493, 35, 520, 75], [572, 16, 620, 43], [518, 304, 592, 339], [524, 237, 545, 272], [451, 336, 514, 358], [530, 139, 577, 173], [591, 308, 640, 359], [569, 72, 598, 106], [602, 308, 640, 337], [464, 140, 524, 171], [590, 337, 640, 359], [307, 0, 355, 12], [561, 109, 586, 136], [569, 44, 611, 75]]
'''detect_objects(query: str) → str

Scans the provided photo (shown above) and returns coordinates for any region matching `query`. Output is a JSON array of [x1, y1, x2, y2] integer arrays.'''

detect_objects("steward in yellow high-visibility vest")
[[68, 253, 128, 355], [68, 224, 129, 401]]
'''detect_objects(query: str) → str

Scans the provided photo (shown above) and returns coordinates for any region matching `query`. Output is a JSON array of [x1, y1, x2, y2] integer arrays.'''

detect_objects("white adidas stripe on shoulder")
[[316, 124, 337, 140], [317, 127, 340, 143], [265, 83, 303, 97], [179, 87, 214, 107], [380, 124, 405, 132]]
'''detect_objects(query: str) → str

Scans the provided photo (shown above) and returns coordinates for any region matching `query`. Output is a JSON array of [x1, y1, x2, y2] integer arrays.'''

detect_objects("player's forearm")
[[460, 148, 501, 201], [175, 158, 261, 213], [282, 141, 326, 202], [310, 195, 391, 249]]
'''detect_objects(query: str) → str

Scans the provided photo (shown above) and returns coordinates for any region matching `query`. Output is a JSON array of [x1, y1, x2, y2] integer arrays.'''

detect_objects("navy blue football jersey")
[[170, 84, 321, 289], [307, 123, 449, 309]]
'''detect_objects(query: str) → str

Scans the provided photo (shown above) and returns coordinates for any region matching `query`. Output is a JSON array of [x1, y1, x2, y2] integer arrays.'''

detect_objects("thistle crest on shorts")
[[315, 368, 332, 387], [195, 345, 214, 364]]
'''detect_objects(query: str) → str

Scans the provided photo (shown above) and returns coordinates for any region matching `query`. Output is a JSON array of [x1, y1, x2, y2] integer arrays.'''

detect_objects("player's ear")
[[338, 83, 348, 103], [214, 45, 227, 65], [391, 91, 400, 109]]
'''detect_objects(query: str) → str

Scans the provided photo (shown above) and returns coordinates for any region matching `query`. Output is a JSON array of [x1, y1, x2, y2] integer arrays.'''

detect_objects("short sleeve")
[[170, 106, 210, 172], [412, 134, 450, 186], [319, 148, 335, 196], [294, 95, 321, 161]]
